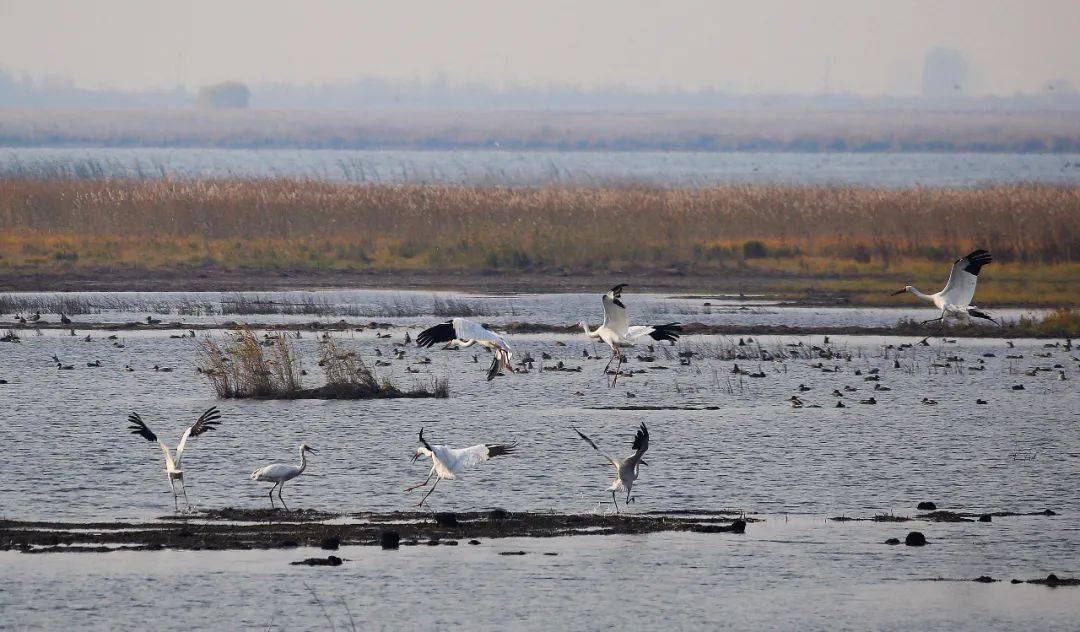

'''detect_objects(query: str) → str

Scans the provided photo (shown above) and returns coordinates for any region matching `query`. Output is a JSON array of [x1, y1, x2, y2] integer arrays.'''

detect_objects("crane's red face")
[[410, 442, 432, 462]]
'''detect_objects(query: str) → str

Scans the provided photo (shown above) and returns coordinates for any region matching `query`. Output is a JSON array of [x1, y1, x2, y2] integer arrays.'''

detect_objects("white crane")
[[579, 284, 682, 384], [892, 249, 998, 325], [572, 422, 649, 512], [405, 428, 516, 508], [126, 406, 222, 512], [417, 317, 515, 380], [250, 443, 316, 511]]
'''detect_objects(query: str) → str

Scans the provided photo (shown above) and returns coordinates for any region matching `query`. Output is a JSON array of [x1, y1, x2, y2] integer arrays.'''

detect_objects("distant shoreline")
[[3, 107, 1079, 153], [0, 267, 1071, 309]]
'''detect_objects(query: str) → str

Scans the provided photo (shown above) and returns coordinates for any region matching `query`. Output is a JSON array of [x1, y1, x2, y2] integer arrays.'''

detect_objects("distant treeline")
[[2, 108, 1080, 153], [4, 68, 1080, 112]]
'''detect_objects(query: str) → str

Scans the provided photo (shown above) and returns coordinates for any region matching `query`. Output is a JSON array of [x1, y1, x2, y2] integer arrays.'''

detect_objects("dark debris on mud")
[[830, 508, 1056, 524], [925, 574, 1079, 587], [0, 509, 749, 554]]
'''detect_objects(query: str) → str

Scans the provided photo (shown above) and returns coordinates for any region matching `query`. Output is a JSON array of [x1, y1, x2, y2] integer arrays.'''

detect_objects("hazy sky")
[[1, 0, 1077, 95]]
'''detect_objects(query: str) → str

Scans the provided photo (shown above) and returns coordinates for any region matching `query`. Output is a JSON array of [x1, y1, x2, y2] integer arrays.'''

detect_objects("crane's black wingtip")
[[648, 323, 682, 343], [960, 249, 993, 276], [416, 322, 455, 348]]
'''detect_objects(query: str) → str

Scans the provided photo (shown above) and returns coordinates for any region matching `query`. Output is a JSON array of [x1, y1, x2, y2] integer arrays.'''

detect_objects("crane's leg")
[[404, 471, 434, 492], [416, 477, 440, 508], [268, 483, 278, 509], [278, 481, 290, 512], [180, 480, 191, 511], [611, 490, 620, 513], [626, 489, 633, 504], [610, 352, 625, 387], [169, 479, 179, 512], [602, 347, 618, 372], [919, 315, 945, 326]]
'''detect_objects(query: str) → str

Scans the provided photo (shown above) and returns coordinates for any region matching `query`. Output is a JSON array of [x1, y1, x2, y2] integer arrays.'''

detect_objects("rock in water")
[[978, 514, 992, 523], [380, 531, 400, 550], [291, 555, 343, 566], [435, 512, 459, 527], [320, 535, 341, 550], [884, 538, 901, 545], [916, 501, 937, 510], [905, 531, 927, 546]]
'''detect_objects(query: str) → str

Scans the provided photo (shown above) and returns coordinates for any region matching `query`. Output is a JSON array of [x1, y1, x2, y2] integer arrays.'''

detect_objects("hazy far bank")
[[3, 107, 1080, 153]]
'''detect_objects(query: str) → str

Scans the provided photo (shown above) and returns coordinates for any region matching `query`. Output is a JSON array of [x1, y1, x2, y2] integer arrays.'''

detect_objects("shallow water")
[[2, 519, 1078, 631], [0, 289, 1047, 330], [3, 147, 1079, 187], [1, 297, 1077, 629]]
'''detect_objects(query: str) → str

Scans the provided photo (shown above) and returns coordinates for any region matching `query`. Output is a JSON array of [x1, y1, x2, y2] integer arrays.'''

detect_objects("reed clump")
[[198, 328, 302, 398], [197, 328, 448, 399]]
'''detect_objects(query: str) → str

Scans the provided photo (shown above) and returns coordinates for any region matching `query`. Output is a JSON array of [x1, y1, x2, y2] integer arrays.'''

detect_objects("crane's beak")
[[890, 289, 907, 296], [411, 452, 420, 463], [640, 460, 649, 466], [306, 447, 317, 454]]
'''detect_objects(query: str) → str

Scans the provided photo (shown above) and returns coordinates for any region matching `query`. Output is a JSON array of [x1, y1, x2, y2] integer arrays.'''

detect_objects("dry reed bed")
[[197, 329, 448, 400], [0, 179, 1077, 270]]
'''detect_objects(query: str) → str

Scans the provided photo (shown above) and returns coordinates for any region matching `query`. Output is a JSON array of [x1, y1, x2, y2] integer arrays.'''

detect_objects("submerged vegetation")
[[197, 328, 448, 400], [0, 179, 1077, 304]]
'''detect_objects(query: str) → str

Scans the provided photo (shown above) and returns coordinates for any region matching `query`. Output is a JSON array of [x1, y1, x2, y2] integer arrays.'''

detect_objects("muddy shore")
[[3, 267, 802, 295], [0, 266, 1059, 309], [0, 509, 751, 553]]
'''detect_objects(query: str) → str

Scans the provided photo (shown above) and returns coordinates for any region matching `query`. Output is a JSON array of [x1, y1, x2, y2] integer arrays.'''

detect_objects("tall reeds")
[[196, 328, 449, 399], [1, 179, 1076, 271]]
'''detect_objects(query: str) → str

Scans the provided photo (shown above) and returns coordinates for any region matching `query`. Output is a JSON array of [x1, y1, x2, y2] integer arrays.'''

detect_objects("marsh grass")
[[1, 179, 1076, 304], [1014, 308, 1080, 337], [0, 293, 216, 316], [198, 329, 303, 398], [197, 328, 448, 399]]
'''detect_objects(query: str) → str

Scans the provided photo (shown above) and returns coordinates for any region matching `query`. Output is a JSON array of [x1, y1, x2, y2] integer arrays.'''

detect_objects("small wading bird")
[[892, 249, 998, 325], [126, 406, 222, 511], [572, 422, 649, 512], [579, 284, 681, 385], [417, 317, 515, 380], [251, 443, 316, 511], [405, 428, 516, 508]]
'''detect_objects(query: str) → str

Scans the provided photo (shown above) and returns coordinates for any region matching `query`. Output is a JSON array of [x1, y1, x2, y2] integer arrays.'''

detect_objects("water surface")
[[2, 147, 1078, 187], [1, 296, 1076, 630]]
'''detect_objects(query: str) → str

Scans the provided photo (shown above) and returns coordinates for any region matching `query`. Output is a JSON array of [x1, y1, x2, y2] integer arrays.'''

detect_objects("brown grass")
[[197, 328, 448, 399], [198, 329, 303, 398], [2, 178, 1076, 265]]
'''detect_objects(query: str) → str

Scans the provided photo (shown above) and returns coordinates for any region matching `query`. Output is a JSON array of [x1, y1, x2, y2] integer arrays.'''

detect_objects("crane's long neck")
[[580, 322, 599, 338], [298, 449, 308, 474], [908, 286, 934, 302]]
